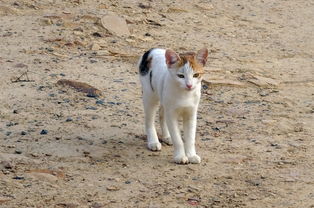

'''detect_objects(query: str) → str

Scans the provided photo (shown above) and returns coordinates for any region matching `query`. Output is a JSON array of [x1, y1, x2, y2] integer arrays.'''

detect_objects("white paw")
[[174, 155, 189, 164], [188, 155, 201, 164], [148, 142, 162, 151], [160, 137, 172, 145]]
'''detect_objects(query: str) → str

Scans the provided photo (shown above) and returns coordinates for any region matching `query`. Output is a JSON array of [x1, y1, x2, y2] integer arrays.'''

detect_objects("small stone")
[[40, 129, 48, 135], [92, 32, 102, 37], [96, 100, 105, 105], [91, 202, 103, 208], [6, 122, 18, 127], [91, 43, 101, 51], [86, 106, 97, 110], [13, 176, 25, 180], [21, 131, 27, 135], [106, 186, 120, 191], [0, 161, 12, 169], [66, 117, 73, 122], [15, 150, 22, 154], [13, 109, 19, 114]]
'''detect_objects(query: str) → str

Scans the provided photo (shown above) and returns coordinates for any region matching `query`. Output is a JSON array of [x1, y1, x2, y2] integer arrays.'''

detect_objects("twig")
[[11, 70, 34, 83]]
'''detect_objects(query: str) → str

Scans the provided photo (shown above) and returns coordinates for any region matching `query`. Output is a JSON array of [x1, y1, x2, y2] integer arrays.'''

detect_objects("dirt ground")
[[0, 0, 313, 207]]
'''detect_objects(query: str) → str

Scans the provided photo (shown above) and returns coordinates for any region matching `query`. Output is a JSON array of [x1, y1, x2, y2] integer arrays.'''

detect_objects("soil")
[[0, 0, 313, 207]]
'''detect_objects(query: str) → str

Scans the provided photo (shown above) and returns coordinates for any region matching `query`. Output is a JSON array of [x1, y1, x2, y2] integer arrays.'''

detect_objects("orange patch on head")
[[178, 52, 205, 74]]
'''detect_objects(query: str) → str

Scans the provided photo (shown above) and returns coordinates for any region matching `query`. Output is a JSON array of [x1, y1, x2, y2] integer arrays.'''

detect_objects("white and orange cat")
[[138, 48, 208, 164]]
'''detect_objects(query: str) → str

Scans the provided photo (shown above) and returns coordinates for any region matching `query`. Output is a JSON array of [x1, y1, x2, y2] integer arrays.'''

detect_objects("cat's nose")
[[186, 84, 192, 89]]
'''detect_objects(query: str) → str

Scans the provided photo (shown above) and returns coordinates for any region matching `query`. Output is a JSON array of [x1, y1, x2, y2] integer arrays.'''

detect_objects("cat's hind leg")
[[159, 106, 172, 145], [143, 93, 161, 151]]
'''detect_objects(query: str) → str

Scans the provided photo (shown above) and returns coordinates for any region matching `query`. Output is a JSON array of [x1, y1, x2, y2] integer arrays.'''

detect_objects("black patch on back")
[[149, 70, 154, 91], [139, 48, 154, 76]]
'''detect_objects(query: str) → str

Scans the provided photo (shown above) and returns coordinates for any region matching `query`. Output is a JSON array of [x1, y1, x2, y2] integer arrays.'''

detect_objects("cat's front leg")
[[165, 111, 188, 164], [183, 110, 201, 164]]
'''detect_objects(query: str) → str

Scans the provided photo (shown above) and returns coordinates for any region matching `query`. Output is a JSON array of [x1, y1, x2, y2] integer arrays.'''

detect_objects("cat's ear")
[[165, 49, 180, 68], [196, 48, 208, 66]]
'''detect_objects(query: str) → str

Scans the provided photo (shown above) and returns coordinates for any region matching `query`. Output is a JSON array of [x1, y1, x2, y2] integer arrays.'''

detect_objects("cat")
[[138, 48, 208, 164]]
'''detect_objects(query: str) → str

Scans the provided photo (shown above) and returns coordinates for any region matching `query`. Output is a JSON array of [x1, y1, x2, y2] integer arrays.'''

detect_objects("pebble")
[[5, 131, 12, 136], [92, 32, 102, 37], [91, 202, 103, 208], [37, 86, 45, 91], [86, 106, 97, 110], [40, 129, 48, 135], [66, 117, 73, 122], [106, 186, 120, 191], [6, 122, 18, 127], [13, 176, 25, 180], [15, 150, 22, 154], [96, 99, 105, 105]]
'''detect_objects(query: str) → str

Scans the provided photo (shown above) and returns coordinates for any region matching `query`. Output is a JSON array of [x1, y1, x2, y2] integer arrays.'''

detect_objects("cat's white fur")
[[139, 48, 208, 164]]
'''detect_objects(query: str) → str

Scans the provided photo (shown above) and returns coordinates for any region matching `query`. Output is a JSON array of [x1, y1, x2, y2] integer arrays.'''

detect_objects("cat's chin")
[[185, 87, 194, 91]]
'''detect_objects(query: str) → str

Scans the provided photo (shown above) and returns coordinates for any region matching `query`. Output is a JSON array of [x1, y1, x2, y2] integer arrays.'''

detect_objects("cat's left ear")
[[196, 48, 208, 66]]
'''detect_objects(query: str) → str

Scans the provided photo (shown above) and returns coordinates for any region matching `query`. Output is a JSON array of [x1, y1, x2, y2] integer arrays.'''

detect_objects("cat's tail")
[[138, 48, 155, 76]]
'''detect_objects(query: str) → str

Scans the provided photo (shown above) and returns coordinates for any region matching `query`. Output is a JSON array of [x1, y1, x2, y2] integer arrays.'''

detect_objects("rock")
[[56, 203, 78, 208], [0, 160, 12, 170], [106, 186, 120, 191], [96, 100, 105, 105], [27, 172, 58, 183], [138, 3, 152, 9], [100, 13, 130, 37], [91, 202, 103, 208], [57, 79, 102, 97], [91, 43, 101, 51], [86, 106, 97, 110], [66, 117, 73, 122], [13, 176, 25, 180], [40, 129, 48, 135]]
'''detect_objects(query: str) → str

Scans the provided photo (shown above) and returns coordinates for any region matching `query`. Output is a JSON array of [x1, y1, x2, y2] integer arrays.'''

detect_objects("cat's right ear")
[[165, 49, 180, 68]]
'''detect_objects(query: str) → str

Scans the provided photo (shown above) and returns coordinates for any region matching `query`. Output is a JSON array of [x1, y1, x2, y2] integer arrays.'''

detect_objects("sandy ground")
[[0, 0, 313, 207]]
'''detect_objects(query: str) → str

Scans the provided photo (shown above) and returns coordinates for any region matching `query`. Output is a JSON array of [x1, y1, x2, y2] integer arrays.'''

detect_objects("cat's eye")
[[177, 74, 185, 78], [193, 73, 200, 78]]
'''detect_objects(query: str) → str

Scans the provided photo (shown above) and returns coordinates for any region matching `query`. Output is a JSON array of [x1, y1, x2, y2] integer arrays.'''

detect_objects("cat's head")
[[165, 48, 208, 91]]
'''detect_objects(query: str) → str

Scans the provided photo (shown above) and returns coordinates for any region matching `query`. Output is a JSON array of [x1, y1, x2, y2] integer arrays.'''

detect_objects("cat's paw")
[[174, 155, 189, 164], [188, 155, 201, 164], [148, 142, 162, 151], [160, 137, 172, 145]]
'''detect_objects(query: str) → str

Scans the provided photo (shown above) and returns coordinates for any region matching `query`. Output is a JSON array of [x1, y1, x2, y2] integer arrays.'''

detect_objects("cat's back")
[[149, 48, 166, 69], [139, 48, 167, 75]]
